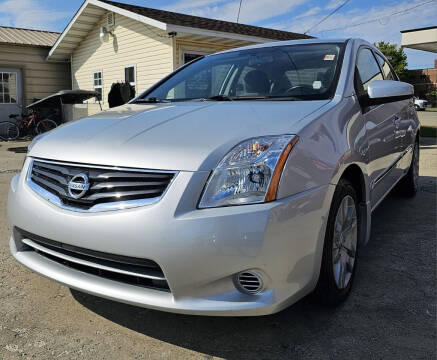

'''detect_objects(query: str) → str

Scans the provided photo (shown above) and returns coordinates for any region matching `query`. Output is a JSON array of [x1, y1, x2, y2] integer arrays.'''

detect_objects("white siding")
[[173, 37, 254, 69], [71, 12, 173, 114]]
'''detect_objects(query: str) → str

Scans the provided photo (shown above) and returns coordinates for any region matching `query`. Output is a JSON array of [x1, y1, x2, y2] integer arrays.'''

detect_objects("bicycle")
[[0, 110, 58, 141]]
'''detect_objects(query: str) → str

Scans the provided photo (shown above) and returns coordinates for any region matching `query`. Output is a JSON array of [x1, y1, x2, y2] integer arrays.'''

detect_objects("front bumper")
[[8, 159, 334, 316]]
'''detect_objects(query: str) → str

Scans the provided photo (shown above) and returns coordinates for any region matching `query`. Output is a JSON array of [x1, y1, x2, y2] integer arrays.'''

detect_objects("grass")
[[425, 107, 437, 112]]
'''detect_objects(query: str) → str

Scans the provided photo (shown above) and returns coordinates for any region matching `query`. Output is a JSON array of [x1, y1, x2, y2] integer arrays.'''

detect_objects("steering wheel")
[[284, 84, 314, 95]]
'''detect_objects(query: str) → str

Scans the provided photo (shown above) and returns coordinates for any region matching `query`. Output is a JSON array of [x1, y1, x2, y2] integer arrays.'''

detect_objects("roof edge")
[[48, 0, 310, 61], [0, 25, 60, 34], [0, 41, 52, 48], [401, 25, 437, 33], [47, 0, 91, 60]]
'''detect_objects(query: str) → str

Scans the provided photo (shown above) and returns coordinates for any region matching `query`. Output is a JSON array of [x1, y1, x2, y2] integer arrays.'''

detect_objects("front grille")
[[28, 159, 176, 211], [16, 228, 170, 292]]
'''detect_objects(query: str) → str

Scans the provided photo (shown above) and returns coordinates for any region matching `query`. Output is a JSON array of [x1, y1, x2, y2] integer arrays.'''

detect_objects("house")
[[401, 26, 437, 104], [401, 26, 437, 53], [48, 0, 310, 118], [408, 59, 437, 103], [0, 26, 70, 122]]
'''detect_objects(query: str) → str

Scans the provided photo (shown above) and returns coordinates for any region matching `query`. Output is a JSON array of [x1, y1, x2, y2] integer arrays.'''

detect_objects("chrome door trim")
[[370, 143, 413, 190]]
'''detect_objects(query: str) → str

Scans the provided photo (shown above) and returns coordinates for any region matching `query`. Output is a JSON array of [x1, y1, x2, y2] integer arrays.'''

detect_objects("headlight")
[[199, 135, 298, 208]]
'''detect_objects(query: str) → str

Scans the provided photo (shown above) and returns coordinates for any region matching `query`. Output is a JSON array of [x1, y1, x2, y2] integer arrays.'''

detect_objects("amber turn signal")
[[265, 136, 299, 202]]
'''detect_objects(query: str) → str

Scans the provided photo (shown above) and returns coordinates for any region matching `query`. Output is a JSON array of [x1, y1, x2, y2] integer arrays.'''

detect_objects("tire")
[[314, 179, 360, 306], [414, 104, 420, 111], [396, 141, 419, 197], [0, 121, 20, 141], [36, 119, 57, 134]]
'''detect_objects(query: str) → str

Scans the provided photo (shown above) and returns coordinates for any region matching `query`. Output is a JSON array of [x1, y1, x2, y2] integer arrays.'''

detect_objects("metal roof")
[[0, 26, 60, 47]]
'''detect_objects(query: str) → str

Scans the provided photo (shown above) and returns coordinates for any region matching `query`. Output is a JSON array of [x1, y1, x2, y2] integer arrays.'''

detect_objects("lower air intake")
[[236, 270, 264, 294]]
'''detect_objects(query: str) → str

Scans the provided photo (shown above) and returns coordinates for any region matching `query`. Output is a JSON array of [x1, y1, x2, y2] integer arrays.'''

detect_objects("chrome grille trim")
[[23, 238, 166, 281], [26, 158, 178, 212], [15, 227, 170, 292]]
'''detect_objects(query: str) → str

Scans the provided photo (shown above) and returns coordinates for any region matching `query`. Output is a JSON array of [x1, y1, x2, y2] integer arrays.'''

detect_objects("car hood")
[[30, 101, 329, 171]]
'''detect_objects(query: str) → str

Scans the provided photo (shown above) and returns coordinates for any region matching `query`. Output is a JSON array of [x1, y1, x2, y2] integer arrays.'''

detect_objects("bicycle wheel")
[[0, 121, 20, 141], [36, 119, 57, 134]]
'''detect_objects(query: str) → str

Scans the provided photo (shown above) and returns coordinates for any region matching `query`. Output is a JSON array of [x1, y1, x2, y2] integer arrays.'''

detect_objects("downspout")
[[70, 54, 74, 90]]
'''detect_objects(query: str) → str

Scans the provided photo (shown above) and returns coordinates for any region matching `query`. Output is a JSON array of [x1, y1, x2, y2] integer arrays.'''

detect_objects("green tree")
[[374, 41, 409, 82]]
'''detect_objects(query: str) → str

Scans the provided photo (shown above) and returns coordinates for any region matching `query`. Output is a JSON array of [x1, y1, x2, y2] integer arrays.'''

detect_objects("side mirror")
[[366, 80, 413, 106]]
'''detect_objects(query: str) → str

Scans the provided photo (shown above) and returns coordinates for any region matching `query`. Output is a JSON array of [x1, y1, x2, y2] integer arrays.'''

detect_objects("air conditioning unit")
[[107, 12, 115, 28]]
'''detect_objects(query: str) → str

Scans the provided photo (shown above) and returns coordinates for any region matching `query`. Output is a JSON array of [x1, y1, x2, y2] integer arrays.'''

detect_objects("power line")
[[304, 0, 351, 34], [237, 0, 243, 23], [318, 0, 436, 33]]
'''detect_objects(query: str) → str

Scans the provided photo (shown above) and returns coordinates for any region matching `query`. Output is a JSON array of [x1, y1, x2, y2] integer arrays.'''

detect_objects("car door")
[[374, 52, 416, 176], [355, 48, 399, 208]]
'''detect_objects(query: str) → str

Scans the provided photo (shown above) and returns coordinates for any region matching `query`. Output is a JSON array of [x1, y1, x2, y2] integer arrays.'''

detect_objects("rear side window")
[[375, 53, 397, 81], [355, 48, 383, 93]]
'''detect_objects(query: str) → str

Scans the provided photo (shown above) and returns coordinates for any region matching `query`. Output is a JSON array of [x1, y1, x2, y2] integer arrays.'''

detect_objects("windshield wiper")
[[207, 95, 234, 101], [134, 97, 170, 103], [187, 95, 234, 102], [231, 96, 301, 101], [263, 96, 302, 101]]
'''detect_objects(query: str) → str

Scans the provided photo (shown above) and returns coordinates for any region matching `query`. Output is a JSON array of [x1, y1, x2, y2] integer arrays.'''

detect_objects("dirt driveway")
[[0, 137, 435, 359]]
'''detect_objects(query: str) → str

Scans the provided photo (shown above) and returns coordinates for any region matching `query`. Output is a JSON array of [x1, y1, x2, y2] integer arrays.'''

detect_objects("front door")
[[0, 68, 23, 123], [355, 48, 399, 208], [374, 52, 413, 179]]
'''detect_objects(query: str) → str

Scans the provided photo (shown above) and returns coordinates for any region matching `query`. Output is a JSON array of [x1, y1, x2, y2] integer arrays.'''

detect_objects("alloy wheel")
[[332, 195, 358, 289]]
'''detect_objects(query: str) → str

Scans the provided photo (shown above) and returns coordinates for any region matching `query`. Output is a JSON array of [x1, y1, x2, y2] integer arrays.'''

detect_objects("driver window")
[[375, 53, 397, 81], [355, 48, 383, 93]]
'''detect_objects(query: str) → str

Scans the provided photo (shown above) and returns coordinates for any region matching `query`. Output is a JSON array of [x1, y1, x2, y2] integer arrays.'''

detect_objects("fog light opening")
[[235, 270, 264, 295]]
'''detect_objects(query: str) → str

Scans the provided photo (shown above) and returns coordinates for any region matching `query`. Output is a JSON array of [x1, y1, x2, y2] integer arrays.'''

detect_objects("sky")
[[0, 0, 435, 69]]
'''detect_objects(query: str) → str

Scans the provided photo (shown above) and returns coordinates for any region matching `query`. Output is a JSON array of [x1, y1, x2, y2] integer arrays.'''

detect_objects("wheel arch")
[[337, 163, 371, 246], [339, 164, 366, 204]]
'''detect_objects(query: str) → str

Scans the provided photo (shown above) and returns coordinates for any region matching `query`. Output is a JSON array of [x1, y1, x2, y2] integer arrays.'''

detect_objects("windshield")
[[139, 43, 345, 102]]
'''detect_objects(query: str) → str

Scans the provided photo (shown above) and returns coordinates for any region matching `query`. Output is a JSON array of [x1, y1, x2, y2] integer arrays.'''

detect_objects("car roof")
[[212, 38, 373, 56]]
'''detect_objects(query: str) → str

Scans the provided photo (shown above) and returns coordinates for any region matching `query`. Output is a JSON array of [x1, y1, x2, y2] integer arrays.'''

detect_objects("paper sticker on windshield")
[[324, 54, 335, 61], [313, 81, 322, 89]]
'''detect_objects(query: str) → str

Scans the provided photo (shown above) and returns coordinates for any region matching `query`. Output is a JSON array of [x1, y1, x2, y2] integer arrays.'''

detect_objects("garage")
[[0, 26, 70, 123]]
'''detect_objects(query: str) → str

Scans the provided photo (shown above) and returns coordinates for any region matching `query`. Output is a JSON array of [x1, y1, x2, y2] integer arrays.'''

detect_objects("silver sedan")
[[8, 39, 419, 316]]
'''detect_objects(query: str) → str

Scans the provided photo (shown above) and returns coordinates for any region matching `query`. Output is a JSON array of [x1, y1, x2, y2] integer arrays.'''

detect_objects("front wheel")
[[36, 119, 57, 134], [0, 121, 20, 141], [314, 179, 359, 305]]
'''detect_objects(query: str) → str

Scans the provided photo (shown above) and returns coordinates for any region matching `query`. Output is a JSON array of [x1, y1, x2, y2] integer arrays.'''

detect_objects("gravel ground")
[[0, 133, 435, 360]]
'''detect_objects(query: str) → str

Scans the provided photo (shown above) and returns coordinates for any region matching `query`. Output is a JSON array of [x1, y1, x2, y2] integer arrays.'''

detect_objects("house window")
[[0, 72, 17, 104], [125, 65, 136, 95], [183, 53, 204, 64], [93, 71, 103, 102]]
